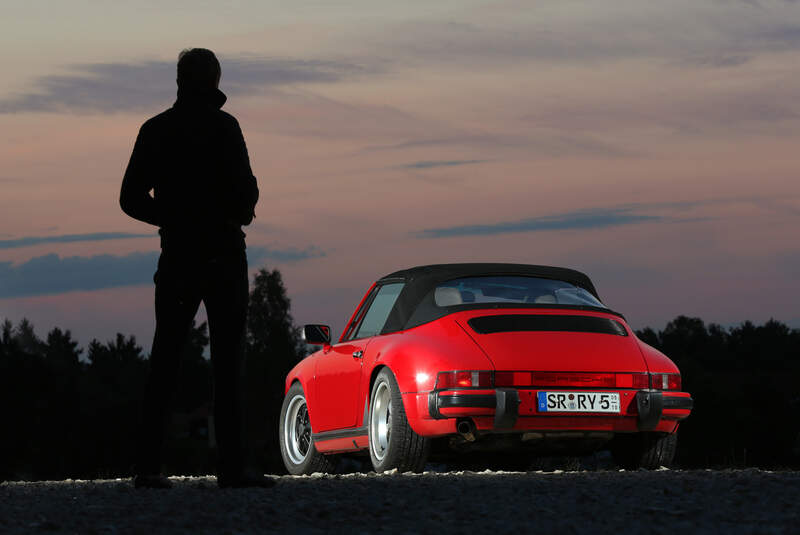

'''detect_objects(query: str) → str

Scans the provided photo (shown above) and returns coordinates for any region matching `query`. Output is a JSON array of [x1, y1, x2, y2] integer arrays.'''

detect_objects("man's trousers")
[[136, 250, 249, 478]]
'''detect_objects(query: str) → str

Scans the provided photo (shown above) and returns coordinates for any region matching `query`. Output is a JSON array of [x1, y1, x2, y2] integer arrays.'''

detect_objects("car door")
[[313, 341, 368, 433], [313, 282, 405, 432]]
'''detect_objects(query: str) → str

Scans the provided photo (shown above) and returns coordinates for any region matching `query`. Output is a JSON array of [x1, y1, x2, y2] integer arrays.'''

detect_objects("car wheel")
[[279, 382, 337, 475], [368, 368, 430, 473], [611, 432, 677, 470]]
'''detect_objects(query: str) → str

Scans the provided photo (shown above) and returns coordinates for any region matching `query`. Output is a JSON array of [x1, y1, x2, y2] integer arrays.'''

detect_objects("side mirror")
[[303, 324, 332, 346]]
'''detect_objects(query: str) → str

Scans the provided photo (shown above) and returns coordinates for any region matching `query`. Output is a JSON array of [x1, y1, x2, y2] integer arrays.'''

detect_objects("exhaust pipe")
[[456, 418, 477, 442]]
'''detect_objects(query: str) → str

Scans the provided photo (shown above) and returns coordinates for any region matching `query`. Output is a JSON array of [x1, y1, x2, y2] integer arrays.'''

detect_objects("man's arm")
[[227, 117, 259, 226], [120, 123, 161, 227]]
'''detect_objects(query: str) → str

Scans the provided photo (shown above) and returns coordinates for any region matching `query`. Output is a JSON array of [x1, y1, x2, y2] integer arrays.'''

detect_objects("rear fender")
[[636, 339, 680, 374], [358, 318, 494, 430], [360, 366, 454, 437], [363, 319, 492, 395]]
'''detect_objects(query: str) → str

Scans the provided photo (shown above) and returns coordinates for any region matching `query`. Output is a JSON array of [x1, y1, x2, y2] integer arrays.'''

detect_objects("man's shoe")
[[217, 472, 275, 489], [133, 474, 173, 489]]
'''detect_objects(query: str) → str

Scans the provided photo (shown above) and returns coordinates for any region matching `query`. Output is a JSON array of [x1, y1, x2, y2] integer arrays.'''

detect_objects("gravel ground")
[[2, 469, 799, 534]]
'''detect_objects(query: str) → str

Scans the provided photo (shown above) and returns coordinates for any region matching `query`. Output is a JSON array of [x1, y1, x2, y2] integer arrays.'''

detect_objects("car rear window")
[[434, 276, 605, 309]]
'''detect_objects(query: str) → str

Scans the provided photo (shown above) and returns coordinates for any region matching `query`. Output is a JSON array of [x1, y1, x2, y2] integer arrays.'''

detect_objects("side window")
[[352, 283, 405, 340], [341, 285, 379, 342]]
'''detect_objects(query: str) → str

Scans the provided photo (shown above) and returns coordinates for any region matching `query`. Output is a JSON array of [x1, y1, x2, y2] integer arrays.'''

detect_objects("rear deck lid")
[[455, 310, 648, 372]]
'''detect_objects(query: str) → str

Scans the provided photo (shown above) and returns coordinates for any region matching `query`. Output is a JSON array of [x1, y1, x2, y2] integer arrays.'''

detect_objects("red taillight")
[[494, 372, 650, 388], [434, 370, 681, 390], [650, 373, 681, 390], [435, 371, 493, 389], [493, 372, 650, 389], [531, 372, 616, 388], [670, 375, 681, 390], [618, 373, 650, 389], [495, 371, 532, 387]]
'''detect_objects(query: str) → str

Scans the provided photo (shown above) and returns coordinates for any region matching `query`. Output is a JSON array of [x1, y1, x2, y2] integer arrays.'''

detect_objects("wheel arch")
[[285, 374, 323, 436], [362, 364, 390, 426], [363, 363, 431, 472], [284, 350, 318, 395], [284, 375, 306, 395], [287, 377, 302, 390], [362, 363, 425, 435], [279, 378, 339, 475]]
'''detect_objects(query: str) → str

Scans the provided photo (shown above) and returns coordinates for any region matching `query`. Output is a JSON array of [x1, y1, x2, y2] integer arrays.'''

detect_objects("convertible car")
[[279, 264, 693, 474]]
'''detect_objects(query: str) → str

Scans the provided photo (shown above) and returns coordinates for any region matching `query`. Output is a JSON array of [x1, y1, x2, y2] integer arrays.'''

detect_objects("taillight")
[[529, 372, 616, 388], [616, 373, 651, 389], [435, 371, 493, 389], [494, 371, 533, 387], [650, 373, 681, 390], [434, 370, 681, 390], [494, 371, 650, 389]]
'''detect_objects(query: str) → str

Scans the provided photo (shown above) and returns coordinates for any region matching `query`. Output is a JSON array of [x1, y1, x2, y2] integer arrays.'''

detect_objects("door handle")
[[352, 350, 364, 359]]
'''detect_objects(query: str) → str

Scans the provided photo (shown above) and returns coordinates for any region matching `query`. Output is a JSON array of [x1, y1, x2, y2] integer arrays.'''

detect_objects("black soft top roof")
[[377, 263, 605, 333]]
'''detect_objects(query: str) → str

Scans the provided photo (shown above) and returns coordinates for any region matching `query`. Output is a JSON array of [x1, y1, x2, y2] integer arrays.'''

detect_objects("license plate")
[[537, 391, 620, 413]]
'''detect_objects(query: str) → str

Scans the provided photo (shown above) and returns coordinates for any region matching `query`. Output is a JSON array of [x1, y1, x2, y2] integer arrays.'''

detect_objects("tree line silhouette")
[[1, 269, 798, 481], [637, 317, 800, 468], [0, 267, 305, 482]]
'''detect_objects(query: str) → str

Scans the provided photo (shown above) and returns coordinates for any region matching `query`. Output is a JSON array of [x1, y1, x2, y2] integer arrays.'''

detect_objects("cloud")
[[757, 24, 800, 48], [0, 252, 158, 298], [399, 159, 487, 169], [751, 197, 800, 217], [0, 244, 325, 298], [248, 245, 326, 263], [522, 87, 800, 136], [359, 1, 800, 69], [0, 232, 154, 250], [676, 55, 753, 68], [368, 133, 632, 158], [415, 207, 663, 239], [414, 198, 766, 239], [0, 56, 372, 114], [368, 134, 524, 151]]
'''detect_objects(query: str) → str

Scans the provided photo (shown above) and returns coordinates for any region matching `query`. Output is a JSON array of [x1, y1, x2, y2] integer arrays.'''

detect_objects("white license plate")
[[537, 391, 620, 413]]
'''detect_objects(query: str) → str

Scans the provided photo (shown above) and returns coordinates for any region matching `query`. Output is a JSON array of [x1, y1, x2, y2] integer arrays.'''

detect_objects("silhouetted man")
[[121, 48, 270, 488]]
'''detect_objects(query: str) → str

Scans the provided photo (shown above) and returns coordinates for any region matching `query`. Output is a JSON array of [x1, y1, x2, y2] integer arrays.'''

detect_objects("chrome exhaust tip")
[[456, 418, 477, 442]]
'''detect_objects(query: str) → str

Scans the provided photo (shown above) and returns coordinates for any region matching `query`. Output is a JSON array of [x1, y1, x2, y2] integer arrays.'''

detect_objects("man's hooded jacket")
[[120, 86, 259, 260]]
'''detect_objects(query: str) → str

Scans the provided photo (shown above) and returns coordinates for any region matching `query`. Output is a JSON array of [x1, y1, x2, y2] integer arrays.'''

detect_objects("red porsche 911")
[[279, 264, 693, 474]]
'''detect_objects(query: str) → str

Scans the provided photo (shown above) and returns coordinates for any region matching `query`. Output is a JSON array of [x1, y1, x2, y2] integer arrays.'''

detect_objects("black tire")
[[279, 382, 337, 475], [611, 432, 677, 470], [368, 368, 430, 473]]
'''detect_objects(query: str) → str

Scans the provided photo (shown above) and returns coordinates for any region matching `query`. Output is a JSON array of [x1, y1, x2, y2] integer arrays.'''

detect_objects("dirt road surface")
[[2, 469, 798, 534]]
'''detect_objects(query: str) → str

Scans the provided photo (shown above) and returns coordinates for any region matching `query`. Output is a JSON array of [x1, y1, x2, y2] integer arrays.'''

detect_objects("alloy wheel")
[[284, 394, 311, 465], [370, 381, 392, 461]]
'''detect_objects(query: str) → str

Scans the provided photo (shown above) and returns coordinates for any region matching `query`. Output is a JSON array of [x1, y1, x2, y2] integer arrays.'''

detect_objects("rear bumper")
[[417, 388, 692, 435], [636, 390, 693, 430]]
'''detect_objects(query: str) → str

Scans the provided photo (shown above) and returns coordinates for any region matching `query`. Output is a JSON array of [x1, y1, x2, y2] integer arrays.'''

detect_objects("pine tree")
[[245, 267, 306, 472]]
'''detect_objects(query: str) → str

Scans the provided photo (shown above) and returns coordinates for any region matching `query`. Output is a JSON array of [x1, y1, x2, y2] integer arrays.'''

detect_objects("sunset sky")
[[2, 0, 799, 351]]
